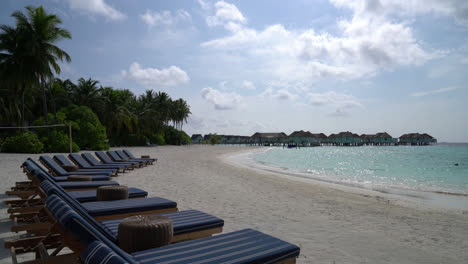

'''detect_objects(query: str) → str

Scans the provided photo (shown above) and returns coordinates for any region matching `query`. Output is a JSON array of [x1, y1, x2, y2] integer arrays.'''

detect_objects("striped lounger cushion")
[[69, 188, 148, 203], [83, 241, 130, 264], [99, 210, 224, 241], [56, 181, 119, 190], [83, 229, 300, 264], [81, 197, 177, 217]]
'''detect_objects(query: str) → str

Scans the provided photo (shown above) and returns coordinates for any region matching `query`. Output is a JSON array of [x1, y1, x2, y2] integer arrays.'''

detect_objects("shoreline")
[[1, 145, 467, 263], [224, 147, 468, 212]]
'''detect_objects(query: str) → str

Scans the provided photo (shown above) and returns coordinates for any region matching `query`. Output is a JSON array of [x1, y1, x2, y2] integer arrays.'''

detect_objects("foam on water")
[[252, 145, 468, 209]]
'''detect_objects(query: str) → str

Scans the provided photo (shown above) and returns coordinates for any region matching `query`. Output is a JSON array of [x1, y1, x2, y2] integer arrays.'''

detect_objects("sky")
[[1, 0, 467, 142]]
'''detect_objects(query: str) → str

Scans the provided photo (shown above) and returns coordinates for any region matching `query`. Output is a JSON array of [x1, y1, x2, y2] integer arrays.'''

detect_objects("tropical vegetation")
[[0, 6, 191, 153]]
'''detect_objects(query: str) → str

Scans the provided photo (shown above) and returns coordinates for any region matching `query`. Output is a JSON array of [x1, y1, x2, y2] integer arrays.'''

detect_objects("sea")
[[250, 143, 468, 210]]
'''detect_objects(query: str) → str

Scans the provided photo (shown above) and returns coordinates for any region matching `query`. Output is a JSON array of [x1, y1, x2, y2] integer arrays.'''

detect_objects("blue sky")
[[1, 0, 467, 142]]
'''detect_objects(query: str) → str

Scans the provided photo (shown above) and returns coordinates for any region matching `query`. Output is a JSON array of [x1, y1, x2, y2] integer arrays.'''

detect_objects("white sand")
[[0, 145, 467, 263]]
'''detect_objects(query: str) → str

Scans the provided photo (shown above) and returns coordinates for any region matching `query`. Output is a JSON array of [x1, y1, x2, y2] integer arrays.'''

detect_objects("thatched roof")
[[375, 132, 392, 138], [360, 134, 375, 139], [336, 131, 360, 138], [289, 130, 314, 137], [251, 132, 287, 138], [399, 133, 434, 139]]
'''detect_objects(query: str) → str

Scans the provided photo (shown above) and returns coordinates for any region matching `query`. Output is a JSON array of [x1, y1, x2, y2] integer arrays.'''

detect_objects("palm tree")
[[0, 24, 36, 128], [99, 87, 137, 136], [70, 78, 101, 108], [44, 78, 70, 121], [12, 5, 71, 135]]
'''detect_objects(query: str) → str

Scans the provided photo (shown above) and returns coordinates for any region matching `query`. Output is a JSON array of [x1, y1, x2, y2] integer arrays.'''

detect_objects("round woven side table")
[[96, 185, 129, 201], [118, 215, 173, 253], [62, 165, 78, 172]]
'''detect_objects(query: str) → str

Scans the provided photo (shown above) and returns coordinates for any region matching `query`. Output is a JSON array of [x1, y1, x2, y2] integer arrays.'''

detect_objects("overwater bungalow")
[[399, 133, 437, 145], [191, 134, 203, 144], [374, 132, 397, 145], [360, 134, 375, 145], [288, 130, 319, 146], [251, 132, 288, 145], [332, 131, 362, 146]]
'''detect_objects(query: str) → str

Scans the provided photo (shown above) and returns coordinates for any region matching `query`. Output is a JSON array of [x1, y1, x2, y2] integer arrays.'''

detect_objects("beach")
[[0, 145, 467, 264]]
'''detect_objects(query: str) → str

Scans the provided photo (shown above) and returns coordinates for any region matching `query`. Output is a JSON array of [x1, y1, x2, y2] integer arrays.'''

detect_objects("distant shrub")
[[209, 133, 221, 145], [164, 126, 190, 145], [127, 134, 148, 146], [149, 133, 165, 145], [42, 130, 79, 153], [1, 131, 44, 153], [59, 105, 108, 150]]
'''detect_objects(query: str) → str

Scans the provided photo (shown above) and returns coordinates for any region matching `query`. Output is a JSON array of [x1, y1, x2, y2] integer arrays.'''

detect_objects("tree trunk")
[[41, 79, 49, 138], [21, 84, 25, 133]]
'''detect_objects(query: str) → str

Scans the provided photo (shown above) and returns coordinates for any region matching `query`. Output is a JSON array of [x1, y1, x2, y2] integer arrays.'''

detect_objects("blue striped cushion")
[[82, 197, 177, 217], [58, 181, 119, 190], [54, 155, 74, 166], [40, 181, 55, 195], [83, 241, 129, 264], [46, 195, 100, 245], [99, 210, 224, 241], [131, 228, 300, 264], [70, 188, 148, 203]]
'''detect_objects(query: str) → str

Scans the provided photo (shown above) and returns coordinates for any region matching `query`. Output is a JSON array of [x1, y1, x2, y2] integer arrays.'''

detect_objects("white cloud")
[[410, 87, 458, 97], [307, 91, 363, 115], [122, 62, 189, 86], [206, 1, 246, 27], [330, 0, 468, 26], [197, 0, 211, 10], [67, 0, 126, 21], [140, 9, 191, 27], [261, 88, 298, 100], [243, 80, 256, 90], [201, 87, 242, 110], [201, 1, 437, 82]]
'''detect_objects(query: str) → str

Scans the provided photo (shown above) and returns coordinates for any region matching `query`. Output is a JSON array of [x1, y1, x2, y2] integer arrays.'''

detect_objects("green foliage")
[[42, 130, 79, 153], [1, 131, 43, 153], [59, 105, 108, 150], [127, 134, 148, 146], [1, 6, 192, 149], [149, 133, 165, 145], [164, 126, 191, 145], [209, 133, 221, 145]]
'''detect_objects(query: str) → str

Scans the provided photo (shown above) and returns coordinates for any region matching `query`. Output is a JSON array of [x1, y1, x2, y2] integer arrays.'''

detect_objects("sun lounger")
[[39, 156, 112, 178], [95, 151, 141, 168], [54, 154, 117, 175], [14, 181, 220, 241], [69, 153, 127, 172], [123, 149, 157, 164], [107, 150, 146, 166], [100, 209, 224, 243], [26, 159, 119, 191], [6, 159, 117, 200], [41, 180, 177, 221], [39, 180, 148, 202], [116, 150, 154, 165], [82, 152, 134, 170], [44, 195, 299, 264]]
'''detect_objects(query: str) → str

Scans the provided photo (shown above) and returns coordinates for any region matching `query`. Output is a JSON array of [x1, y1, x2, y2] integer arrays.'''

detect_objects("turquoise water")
[[253, 145, 468, 195]]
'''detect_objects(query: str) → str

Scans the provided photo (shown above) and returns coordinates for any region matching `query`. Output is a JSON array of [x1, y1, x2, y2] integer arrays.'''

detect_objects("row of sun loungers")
[[4, 149, 301, 263]]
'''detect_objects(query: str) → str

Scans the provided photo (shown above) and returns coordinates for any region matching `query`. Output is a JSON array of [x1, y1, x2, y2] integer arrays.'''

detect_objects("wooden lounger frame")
[[6, 204, 224, 264]]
